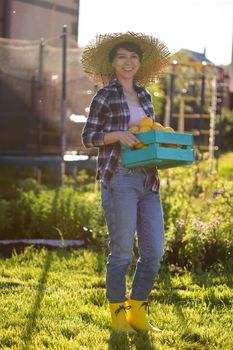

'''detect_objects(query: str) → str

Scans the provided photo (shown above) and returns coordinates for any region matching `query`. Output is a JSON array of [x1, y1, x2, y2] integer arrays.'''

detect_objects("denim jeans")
[[101, 164, 164, 303]]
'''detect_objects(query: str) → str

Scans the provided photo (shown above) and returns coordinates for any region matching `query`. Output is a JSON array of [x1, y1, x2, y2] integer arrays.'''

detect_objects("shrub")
[[0, 199, 12, 234], [1, 186, 103, 241], [221, 109, 233, 151], [0, 159, 232, 271], [161, 164, 233, 270]]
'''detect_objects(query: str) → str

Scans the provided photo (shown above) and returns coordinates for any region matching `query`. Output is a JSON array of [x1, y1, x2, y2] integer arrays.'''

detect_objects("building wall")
[[5, 0, 79, 40], [0, 0, 94, 155], [0, 0, 11, 37], [0, 1, 3, 36]]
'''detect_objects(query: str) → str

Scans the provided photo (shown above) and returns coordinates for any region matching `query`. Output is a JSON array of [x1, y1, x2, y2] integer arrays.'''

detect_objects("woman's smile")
[[112, 48, 140, 80]]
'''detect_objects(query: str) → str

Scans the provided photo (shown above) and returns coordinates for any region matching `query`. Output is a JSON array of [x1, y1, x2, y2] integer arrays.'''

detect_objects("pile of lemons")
[[128, 116, 176, 149]]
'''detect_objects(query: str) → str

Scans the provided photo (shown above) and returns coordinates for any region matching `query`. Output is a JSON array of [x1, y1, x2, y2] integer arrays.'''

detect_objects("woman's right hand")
[[104, 131, 140, 147], [116, 131, 140, 147]]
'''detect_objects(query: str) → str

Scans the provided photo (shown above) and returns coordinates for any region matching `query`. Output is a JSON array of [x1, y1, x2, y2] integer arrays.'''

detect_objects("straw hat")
[[81, 31, 171, 86]]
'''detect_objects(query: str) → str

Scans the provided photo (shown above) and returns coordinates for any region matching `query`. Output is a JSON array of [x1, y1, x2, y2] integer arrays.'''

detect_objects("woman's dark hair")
[[109, 41, 143, 63]]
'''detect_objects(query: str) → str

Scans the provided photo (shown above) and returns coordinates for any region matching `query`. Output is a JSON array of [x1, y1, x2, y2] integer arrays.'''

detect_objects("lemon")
[[151, 122, 164, 131], [163, 127, 175, 147], [139, 116, 153, 128], [134, 142, 147, 149], [128, 126, 139, 132], [164, 126, 175, 132], [139, 125, 151, 132]]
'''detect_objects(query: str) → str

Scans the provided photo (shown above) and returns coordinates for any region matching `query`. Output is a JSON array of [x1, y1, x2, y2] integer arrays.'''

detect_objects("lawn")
[[217, 151, 233, 179], [0, 248, 232, 350]]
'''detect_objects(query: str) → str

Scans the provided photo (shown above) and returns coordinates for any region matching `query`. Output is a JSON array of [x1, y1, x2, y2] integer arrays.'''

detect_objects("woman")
[[81, 32, 170, 333]]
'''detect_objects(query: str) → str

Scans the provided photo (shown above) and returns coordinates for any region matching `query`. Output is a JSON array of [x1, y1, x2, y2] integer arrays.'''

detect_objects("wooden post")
[[208, 77, 217, 174], [178, 95, 185, 132], [169, 71, 175, 128], [164, 95, 170, 127], [215, 68, 224, 171], [198, 65, 206, 149], [38, 38, 44, 154], [60, 25, 67, 186]]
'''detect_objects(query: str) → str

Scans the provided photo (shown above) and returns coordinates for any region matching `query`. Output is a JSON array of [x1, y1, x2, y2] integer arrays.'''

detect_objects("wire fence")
[[0, 35, 96, 155], [0, 36, 228, 159]]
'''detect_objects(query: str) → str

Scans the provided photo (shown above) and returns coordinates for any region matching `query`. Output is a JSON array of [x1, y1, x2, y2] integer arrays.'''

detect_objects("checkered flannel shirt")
[[82, 78, 160, 191]]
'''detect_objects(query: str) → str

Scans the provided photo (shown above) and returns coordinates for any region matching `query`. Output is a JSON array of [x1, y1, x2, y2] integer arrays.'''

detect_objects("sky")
[[78, 0, 233, 66]]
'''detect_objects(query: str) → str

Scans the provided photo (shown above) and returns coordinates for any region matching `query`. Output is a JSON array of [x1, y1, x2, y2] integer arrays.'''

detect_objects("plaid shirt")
[[82, 78, 160, 190]]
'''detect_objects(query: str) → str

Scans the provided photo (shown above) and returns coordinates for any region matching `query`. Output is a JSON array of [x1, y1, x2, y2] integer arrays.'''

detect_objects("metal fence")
[[0, 33, 95, 156]]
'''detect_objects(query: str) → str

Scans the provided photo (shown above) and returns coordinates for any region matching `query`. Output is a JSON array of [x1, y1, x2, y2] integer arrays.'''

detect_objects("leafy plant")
[[0, 155, 232, 271]]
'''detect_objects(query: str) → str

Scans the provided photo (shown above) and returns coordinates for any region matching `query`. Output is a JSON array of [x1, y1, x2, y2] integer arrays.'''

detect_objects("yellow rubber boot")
[[109, 303, 136, 333], [125, 299, 161, 332]]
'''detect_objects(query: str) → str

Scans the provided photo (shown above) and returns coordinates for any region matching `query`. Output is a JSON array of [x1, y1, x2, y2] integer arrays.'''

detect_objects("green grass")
[[194, 151, 233, 180], [0, 248, 232, 350], [217, 152, 233, 179]]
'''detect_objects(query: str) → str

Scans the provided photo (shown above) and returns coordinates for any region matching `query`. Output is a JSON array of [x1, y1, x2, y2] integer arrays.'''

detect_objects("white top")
[[128, 105, 146, 127], [118, 103, 146, 163]]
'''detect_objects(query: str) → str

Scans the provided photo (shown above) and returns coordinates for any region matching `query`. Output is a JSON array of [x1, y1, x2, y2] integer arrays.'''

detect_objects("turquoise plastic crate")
[[121, 130, 195, 169]]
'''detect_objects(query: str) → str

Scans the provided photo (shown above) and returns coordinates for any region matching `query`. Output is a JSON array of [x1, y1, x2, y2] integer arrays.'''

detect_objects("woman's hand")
[[104, 131, 140, 147], [116, 131, 140, 147]]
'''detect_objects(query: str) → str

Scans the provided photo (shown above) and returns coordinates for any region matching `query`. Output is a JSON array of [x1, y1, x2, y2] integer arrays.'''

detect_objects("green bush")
[[221, 109, 233, 151], [0, 199, 12, 234], [1, 185, 104, 241], [0, 160, 232, 271], [160, 164, 233, 270]]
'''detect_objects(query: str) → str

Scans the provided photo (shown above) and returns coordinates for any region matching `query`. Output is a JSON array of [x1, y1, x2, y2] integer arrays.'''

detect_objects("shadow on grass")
[[155, 268, 233, 308], [21, 249, 52, 350], [108, 330, 155, 350], [153, 270, 223, 348], [133, 332, 155, 350], [190, 268, 233, 289], [95, 251, 107, 275], [108, 331, 130, 350]]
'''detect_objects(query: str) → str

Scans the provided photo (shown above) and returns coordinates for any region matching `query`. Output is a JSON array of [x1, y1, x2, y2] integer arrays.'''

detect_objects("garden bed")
[[0, 239, 85, 258]]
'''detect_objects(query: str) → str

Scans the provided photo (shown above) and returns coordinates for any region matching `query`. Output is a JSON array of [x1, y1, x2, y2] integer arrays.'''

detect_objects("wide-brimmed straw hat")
[[81, 31, 171, 86]]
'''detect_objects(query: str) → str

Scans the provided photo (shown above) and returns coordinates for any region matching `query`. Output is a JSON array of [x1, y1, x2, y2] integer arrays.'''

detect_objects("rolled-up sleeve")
[[81, 89, 109, 148]]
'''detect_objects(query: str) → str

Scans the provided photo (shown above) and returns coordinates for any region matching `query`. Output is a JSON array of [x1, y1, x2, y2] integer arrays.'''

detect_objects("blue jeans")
[[101, 164, 164, 303]]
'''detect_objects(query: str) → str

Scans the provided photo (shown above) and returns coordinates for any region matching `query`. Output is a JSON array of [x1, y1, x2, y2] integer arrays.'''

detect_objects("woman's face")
[[111, 48, 140, 81]]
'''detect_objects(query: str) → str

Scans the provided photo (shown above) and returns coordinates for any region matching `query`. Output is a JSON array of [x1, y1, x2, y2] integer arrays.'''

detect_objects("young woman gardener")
[[81, 32, 170, 333]]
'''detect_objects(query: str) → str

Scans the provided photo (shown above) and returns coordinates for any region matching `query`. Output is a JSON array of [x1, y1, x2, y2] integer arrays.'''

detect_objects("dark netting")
[[0, 36, 97, 156]]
